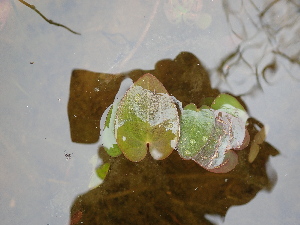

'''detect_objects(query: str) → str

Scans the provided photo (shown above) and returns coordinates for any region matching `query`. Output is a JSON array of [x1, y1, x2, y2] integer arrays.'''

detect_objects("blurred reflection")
[[215, 0, 299, 94], [68, 52, 279, 224], [0, 0, 11, 30], [163, 0, 212, 29]]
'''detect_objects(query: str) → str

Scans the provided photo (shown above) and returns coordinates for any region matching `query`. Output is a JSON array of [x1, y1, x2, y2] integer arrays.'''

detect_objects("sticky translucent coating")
[[192, 110, 246, 171], [100, 78, 133, 157], [177, 107, 214, 159], [211, 94, 249, 123], [177, 101, 249, 173], [115, 74, 180, 162], [102, 104, 122, 157]]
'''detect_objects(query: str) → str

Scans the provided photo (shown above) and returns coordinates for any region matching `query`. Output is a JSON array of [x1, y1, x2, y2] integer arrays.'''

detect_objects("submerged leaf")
[[115, 73, 180, 162], [206, 150, 238, 173], [248, 126, 267, 163], [96, 163, 111, 180]]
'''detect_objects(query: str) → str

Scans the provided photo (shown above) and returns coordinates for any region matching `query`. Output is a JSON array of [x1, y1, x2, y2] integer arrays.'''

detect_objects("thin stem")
[[18, 0, 81, 35]]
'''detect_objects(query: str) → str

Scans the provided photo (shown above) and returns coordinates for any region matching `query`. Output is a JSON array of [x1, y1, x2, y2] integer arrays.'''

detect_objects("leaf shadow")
[[68, 52, 279, 225]]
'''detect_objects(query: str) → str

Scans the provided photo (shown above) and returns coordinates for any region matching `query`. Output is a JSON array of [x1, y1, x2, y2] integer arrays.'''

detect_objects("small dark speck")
[[64, 150, 73, 160], [30, 62, 34, 64]]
